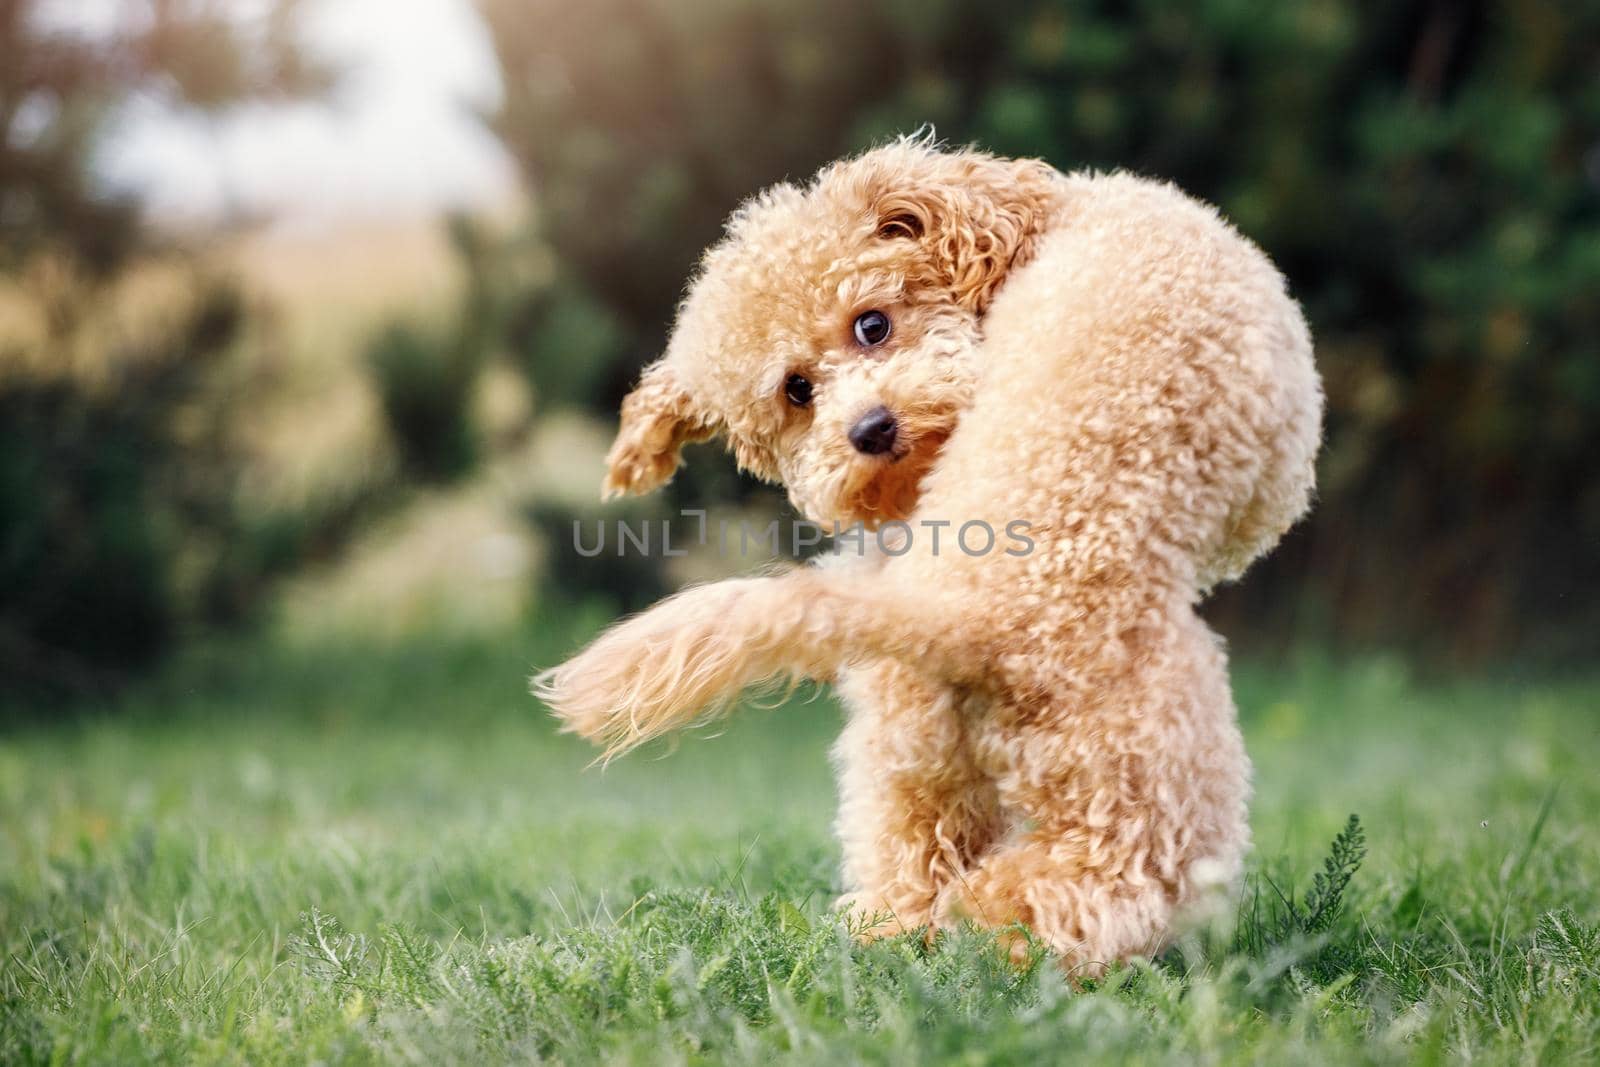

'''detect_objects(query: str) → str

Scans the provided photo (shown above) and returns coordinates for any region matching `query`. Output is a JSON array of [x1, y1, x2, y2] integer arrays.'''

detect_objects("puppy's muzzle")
[[848, 406, 898, 456]]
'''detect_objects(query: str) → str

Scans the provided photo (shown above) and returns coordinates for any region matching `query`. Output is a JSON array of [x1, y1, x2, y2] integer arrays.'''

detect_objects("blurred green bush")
[[367, 320, 484, 483], [0, 284, 389, 699], [0, 0, 355, 701], [476, 0, 1600, 663], [363, 217, 497, 486]]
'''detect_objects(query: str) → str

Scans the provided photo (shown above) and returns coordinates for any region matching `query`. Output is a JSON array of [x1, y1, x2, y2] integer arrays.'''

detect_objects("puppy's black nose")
[[848, 406, 898, 456]]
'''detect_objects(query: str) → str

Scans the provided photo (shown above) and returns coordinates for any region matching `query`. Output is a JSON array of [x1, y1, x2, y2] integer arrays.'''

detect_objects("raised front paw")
[[531, 638, 641, 753], [531, 579, 770, 757]]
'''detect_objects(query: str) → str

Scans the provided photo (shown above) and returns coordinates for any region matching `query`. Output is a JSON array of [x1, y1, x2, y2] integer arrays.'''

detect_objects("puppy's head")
[[601, 140, 1061, 527]]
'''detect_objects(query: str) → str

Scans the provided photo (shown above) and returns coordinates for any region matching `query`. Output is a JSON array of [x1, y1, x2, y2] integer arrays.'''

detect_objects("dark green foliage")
[[1536, 908, 1600, 983], [1295, 813, 1367, 936], [0, 286, 400, 704], [1217, 814, 1370, 989], [366, 214, 525, 483], [0, 0, 342, 700], [507, 276, 627, 412], [0, 287, 241, 694], [367, 321, 483, 483], [477, 0, 1600, 662]]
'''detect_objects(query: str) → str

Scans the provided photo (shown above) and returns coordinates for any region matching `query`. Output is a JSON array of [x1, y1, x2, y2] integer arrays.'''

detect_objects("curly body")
[[535, 140, 1323, 976]]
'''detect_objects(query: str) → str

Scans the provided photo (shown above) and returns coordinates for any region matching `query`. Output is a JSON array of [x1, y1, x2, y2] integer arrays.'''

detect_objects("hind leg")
[[935, 718, 1246, 974], [932, 770, 1242, 977], [832, 661, 1002, 939], [934, 837, 1177, 976], [936, 630, 1251, 975]]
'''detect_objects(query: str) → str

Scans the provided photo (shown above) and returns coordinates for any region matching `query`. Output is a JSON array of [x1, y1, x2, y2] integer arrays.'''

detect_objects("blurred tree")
[[478, 0, 1600, 663], [0, 0, 335, 702], [0, 0, 332, 279], [366, 216, 507, 484]]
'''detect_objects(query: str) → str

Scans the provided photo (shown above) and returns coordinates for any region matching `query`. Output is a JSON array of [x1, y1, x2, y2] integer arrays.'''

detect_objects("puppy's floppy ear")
[[602, 360, 719, 500], [872, 155, 1059, 314]]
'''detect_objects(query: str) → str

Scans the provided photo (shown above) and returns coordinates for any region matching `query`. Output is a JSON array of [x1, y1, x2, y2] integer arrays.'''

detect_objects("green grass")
[[2, 626, 1598, 1064]]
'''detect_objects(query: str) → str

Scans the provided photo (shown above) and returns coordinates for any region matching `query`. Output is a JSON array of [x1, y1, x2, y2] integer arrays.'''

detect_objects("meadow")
[[2, 621, 1597, 1065]]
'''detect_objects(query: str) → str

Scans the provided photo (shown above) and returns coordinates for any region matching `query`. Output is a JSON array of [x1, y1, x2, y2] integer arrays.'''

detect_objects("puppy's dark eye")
[[784, 373, 813, 407], [853, 309, 891, 347]]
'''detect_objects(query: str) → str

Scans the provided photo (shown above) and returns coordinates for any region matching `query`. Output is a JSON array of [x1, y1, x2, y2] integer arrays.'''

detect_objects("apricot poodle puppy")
[[535, 139, 1322, 976]]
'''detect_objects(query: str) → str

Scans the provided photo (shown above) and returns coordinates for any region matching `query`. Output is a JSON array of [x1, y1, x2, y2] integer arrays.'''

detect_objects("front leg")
[[533, 564, 973, 758], [833, 660, 1002, 939], [534, 574, 809, 756]]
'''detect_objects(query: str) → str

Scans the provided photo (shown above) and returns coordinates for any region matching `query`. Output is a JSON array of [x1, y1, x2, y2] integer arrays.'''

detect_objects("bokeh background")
[[4, 3, 1600, 1061], [2, 0, 1597, 697]]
